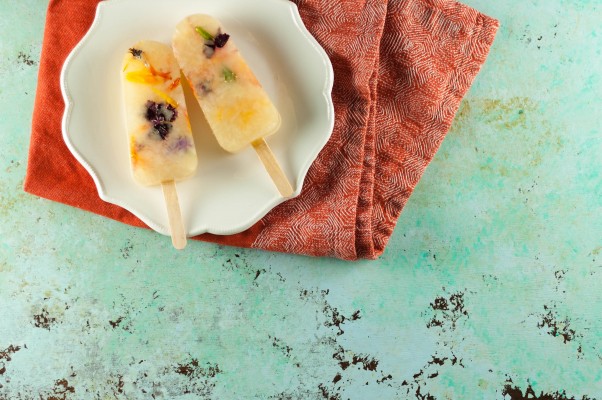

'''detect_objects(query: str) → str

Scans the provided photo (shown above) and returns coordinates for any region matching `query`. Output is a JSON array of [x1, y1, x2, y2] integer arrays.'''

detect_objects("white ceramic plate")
[[61, 0, 334, 236]]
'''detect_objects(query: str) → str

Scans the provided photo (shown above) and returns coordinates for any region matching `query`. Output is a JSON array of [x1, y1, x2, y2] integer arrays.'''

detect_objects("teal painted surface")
[[1, 0, 601, 399]]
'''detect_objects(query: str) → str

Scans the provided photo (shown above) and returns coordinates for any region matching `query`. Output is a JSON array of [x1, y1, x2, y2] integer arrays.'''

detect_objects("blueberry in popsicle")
[[172, 14, 293, 197], [121, 40, 197, 249]]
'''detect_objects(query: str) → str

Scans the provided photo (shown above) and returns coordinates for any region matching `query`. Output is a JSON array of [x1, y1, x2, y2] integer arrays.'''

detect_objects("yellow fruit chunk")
[[152, 88, 178, 108], [125, 70, 164, 85]]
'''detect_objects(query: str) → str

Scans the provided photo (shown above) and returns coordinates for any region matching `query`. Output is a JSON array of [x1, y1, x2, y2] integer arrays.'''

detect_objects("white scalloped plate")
[[61, 0, 334, 236]]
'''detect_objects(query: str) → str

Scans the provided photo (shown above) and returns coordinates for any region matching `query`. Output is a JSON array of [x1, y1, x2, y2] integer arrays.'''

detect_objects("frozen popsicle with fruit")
[[172, 14, 293, 197], [121, 40, 197, 249]]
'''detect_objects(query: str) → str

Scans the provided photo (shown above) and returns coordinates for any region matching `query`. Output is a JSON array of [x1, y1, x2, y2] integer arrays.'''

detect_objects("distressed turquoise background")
[[1, 0, 601, 399]]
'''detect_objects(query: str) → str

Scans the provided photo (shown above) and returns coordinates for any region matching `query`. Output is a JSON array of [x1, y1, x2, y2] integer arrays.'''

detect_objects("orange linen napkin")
[[24, 0, 499, 260]]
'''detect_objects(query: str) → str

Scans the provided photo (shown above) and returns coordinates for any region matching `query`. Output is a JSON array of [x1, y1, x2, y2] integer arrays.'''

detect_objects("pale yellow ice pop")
[[173, 15, 293, 197], [121, 40, 197, 249]]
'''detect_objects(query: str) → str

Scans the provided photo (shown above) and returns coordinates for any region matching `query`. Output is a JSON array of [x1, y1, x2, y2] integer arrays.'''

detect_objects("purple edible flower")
[[145, 101, 178, 140], [201, 30, 229, 58], [196, 81, 212, 95], [145, 101, 177, 123], [170, 136, 193, 152], [213, 33, 229, 48], [152, 123, 172, 140]]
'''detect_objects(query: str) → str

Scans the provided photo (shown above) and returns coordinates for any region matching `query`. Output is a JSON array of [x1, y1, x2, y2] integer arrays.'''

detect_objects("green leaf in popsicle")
[[195, 26, 214, 41], [223, 67, 237, 82]]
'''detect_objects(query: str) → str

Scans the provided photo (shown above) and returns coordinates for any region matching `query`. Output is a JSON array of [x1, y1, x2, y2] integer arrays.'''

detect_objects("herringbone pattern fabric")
[[24, 0, 498, 260]]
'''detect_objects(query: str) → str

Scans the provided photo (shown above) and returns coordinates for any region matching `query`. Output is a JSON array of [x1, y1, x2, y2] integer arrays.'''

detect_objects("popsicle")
[[172, 14, 293, 197], [121, 40, 198, 249]]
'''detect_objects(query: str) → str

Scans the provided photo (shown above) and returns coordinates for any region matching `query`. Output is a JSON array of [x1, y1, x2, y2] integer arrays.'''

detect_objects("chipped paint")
[[16, 52, 36, 67], [501, 378, 596, 400]]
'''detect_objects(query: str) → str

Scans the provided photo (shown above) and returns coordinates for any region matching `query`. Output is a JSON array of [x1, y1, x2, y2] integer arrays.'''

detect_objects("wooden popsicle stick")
[[252, 138, 294, 197], [161, 180, 187, 250]]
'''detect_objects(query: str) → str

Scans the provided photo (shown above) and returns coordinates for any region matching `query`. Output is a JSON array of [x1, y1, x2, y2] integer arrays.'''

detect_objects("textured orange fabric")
[[24, 0, 499, 260]]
